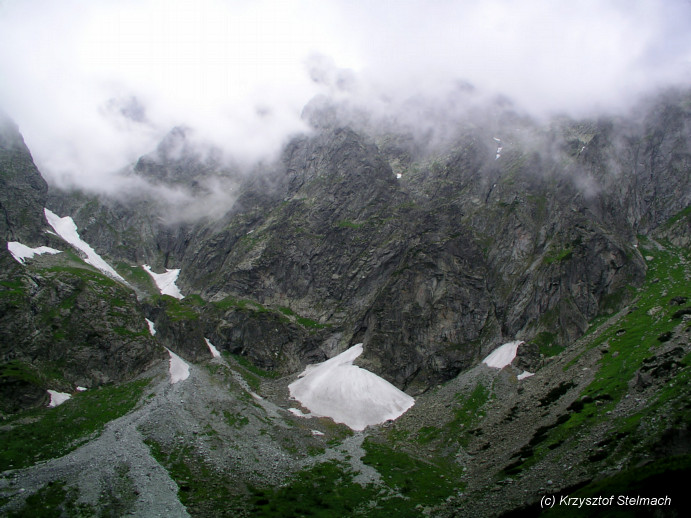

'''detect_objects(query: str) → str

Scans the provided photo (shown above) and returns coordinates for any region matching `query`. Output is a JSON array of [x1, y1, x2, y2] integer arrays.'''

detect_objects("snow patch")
[[311, 430, 325, 436], [288, 407, 311, 417], [493, 137, 503, 159], [482, 340, 524, 369], [47, 390, 71, 407], [145, 318, 157, 336], [44, 209, 125, 281], [517, 371, 534, 380], [7, 241, 61, 264], [76, 386, 88, 392], [166, 348, 190, 384], [142, 265, 184, 299], [396, 173, 402, 179], [204, 338, 221, 358], [288, 343, 415, 431]]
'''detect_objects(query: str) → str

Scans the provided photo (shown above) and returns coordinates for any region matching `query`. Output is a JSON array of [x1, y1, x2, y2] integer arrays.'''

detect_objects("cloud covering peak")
[[1, 0, 689, 192]]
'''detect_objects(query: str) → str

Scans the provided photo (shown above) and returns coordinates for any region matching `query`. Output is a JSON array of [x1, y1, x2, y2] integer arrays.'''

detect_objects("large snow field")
[[44, 208, 125, 281], [288, 343, 415, 431]]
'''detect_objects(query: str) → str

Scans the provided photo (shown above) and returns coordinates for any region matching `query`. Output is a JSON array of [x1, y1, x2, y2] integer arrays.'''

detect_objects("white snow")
[[166, 348, 190, 384], [288, 343, 415, 431], [47, 390, 71, 407], [204, 337, 221, 358], [482, 340, 524, 369], [288, 407, 311, 417], [396, 173, 402, 179], [311, 430, 325, 436], [517, 371, 534, 380], [493, 137, 503, 159], [142, 265, 184, 299], [145, 318, 157, 336], [76, 386, 88, 392], [7, 241, 61, 264], [44, 209, 125, 281]]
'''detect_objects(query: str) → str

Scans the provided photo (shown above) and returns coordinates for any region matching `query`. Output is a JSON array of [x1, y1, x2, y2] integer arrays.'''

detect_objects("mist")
[[1, 0, 689, 198]]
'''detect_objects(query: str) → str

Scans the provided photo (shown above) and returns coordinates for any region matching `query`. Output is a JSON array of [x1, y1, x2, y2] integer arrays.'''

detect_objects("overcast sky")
[[1, 0, 690, 191]]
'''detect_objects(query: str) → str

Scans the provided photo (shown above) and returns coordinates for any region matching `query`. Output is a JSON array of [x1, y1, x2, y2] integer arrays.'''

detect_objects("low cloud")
[[1, 0, 689, 196]]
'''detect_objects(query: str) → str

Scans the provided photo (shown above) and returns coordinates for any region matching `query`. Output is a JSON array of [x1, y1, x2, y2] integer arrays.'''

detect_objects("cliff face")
[[38, 90, 691, 393], [0, 113, 48, 245], [0, 116, 164, 414]]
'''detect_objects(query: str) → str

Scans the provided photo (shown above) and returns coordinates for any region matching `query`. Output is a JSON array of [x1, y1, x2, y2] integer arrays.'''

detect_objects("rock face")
[[0, 115, 165, 413], [22, 89, 691, 394], [0, 112, 49, 244]]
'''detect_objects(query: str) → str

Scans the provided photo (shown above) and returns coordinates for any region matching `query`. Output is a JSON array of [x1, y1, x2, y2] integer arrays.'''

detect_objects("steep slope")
[[0, 112, 48, 245], [0, 115, 165, 414]]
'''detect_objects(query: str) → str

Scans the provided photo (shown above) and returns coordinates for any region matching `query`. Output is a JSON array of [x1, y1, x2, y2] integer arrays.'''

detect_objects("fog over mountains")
[[1, 0, 690, 192]]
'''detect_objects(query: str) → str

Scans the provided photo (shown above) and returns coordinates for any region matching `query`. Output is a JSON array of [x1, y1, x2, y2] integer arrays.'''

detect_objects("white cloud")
[[0, 0, 689, 193]]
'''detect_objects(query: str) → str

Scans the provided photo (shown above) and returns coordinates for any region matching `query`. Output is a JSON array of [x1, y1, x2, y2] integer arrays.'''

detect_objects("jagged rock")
[[515, 342, 541, 373], [0, 112, 49, 244], [10, 90, 691, 395]]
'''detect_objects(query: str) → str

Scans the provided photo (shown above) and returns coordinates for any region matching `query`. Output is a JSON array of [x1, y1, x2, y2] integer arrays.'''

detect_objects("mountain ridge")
[[0, 89, 689, 516]]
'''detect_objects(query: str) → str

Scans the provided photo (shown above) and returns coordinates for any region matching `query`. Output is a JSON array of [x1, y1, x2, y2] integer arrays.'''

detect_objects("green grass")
[[224, 410, 249, 428], [230, 353, 279, 380], [42, 265, 118, 288], [521, 236, 690, 468], [144, 437, 247, 517], [0, 279, 25, 300], [6, 480, 95, 518], [449, 382, 491, 447], [361, 439, 464, 514], [250, 460, 377, 517], [296, 315, 327, 329], [212, 296, 267, 312], [0, 378, 150, 471], [116, 263, 158, 293], [0, 360, 45, 386], [532, 331, 563, 357], [543, 246, 573, 265], [277, 305, 326, 329], [155, 295, 200, 321], [226, 352, 279, 392], [336, 220, 366, 229], [541, 454, 691, 518]]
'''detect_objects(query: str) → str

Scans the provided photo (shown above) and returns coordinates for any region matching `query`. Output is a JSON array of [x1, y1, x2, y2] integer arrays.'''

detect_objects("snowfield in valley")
[[142, 265, 184, 299], [288, 343, 415, 431]]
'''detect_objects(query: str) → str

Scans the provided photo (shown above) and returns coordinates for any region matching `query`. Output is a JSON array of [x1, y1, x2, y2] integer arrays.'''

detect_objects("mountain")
[[0, 90, 690, 517]]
